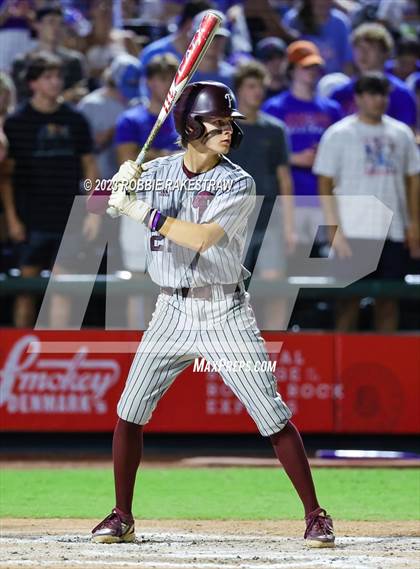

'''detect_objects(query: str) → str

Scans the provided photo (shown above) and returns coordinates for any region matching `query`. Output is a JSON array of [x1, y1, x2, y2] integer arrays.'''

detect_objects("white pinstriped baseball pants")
[[117, 286, 292, 436]]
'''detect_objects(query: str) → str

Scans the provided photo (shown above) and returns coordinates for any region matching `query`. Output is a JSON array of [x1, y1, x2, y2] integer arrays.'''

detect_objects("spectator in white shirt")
[[314, 72, 420, 331]]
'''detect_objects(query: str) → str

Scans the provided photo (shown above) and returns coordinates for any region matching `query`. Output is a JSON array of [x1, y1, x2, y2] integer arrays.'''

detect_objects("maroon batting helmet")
[[173, 81, 245, 148]]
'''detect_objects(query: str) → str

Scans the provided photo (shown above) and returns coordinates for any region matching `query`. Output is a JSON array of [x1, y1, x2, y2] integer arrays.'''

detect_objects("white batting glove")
[[108, 160, 150, 223]]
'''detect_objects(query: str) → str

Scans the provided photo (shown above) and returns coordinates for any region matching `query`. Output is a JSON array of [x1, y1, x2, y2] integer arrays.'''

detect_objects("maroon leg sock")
[[270, 421, 320, 516], [112, 418, 144, 517]]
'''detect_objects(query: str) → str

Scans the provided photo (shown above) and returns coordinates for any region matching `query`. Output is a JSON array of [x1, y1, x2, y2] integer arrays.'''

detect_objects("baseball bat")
[[107, 10, 222, 217]]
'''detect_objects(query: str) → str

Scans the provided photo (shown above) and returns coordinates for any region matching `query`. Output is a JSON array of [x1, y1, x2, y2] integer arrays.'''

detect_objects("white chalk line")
[[2, 533, 418, 544], [1, 534, 419, 569], [0, 559, 415, 569]]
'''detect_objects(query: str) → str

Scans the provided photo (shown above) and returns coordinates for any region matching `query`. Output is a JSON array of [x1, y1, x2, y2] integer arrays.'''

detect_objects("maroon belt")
[[160, 284, 241, 300]]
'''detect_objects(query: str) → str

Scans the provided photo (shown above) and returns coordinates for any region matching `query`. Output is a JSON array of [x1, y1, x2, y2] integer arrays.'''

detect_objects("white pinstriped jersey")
[[136, 153, 256, 287], [118, 153, 292, 437]]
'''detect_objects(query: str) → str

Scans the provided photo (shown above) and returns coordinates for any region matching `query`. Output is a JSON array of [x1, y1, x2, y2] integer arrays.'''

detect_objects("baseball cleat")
[[304, 507, 335, 548], [91, 508, 135, 543]]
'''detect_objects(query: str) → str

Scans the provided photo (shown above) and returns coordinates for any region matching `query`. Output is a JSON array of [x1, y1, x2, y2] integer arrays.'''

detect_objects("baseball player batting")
[[91, 82, 335, 548]]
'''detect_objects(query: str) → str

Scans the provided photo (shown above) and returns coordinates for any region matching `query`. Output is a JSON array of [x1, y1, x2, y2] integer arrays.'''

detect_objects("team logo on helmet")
[[224, 93, 233, 109]]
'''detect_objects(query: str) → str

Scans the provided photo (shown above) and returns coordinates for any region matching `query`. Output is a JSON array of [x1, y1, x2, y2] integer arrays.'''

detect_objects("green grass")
[[1, 468, 419, 520]]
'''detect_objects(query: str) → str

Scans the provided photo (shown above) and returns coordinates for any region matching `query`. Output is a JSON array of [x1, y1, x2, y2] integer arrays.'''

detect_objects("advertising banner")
[[335, 335, 420, 434], [0, 330, 418, 433]]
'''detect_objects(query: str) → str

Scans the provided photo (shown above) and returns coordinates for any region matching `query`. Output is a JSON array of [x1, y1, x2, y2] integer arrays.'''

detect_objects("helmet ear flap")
[[230, 121, 243, 149], [184, 115, 206, 144]]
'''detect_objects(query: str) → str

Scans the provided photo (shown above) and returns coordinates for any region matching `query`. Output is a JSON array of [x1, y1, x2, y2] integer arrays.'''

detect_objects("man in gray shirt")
[[229, 60, 295, 329], [78, 54, 142, 275], [78, 54, 142, 181]]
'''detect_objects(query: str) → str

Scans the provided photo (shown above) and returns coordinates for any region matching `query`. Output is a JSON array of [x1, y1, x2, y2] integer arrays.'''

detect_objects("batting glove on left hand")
[[108, 160, 150, 222]]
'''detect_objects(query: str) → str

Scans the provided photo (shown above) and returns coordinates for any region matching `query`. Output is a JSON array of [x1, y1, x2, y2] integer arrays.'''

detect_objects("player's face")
[[238, 77, 265, 110], [355, 91, 388, 121], [353, 40, 387, 72], [30, 69, 63, 100], [201, 117, 234, 154]]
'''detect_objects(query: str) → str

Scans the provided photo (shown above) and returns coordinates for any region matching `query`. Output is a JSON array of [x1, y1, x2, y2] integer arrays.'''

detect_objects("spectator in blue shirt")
[[330, 23, 417, 128], [385, 38, 420, 82], [115, 53, 179, 166], [282, 0, 353, 74], [263, 40, 342, 249], [114, 53, 179, 329]]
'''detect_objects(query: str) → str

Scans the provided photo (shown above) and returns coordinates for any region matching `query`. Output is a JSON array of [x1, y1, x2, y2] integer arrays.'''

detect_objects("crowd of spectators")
[[0, 0, 419, 332]]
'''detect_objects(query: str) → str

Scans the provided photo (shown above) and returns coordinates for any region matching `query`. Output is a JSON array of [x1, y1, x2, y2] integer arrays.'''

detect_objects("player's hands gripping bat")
[[108, 160, 150, 222], [106, 10, 223, 218]]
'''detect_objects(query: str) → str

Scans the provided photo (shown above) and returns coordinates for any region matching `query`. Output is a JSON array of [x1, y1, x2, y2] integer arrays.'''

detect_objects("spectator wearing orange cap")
[[263, 40, 342, 257]]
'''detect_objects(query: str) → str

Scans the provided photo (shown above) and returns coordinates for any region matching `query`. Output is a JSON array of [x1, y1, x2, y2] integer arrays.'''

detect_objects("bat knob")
[[106, 206, 121, 218]]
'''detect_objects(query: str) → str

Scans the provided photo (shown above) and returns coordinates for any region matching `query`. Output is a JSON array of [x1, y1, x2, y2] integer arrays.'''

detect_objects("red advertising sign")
[[0, 330, 137, 431], [0, 330, 418, 434], [335, 334, 420, 434], [267, 332, 336, 432]]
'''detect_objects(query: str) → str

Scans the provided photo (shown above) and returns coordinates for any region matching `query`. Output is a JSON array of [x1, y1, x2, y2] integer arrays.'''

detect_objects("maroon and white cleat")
[[304, 507, 335, 548], [91, 508, 135, 543]]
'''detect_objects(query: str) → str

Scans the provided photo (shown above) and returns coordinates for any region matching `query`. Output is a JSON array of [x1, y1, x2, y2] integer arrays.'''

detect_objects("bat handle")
[[135, 146, 147, 167]]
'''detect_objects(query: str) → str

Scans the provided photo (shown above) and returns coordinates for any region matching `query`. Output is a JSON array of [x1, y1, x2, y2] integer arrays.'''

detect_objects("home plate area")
[[1, 521, 419, 569]]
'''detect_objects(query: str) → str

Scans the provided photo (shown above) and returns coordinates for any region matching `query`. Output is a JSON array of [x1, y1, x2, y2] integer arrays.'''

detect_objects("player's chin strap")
[[200, 122, 243, 149], [200, 128, 224, 144]]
